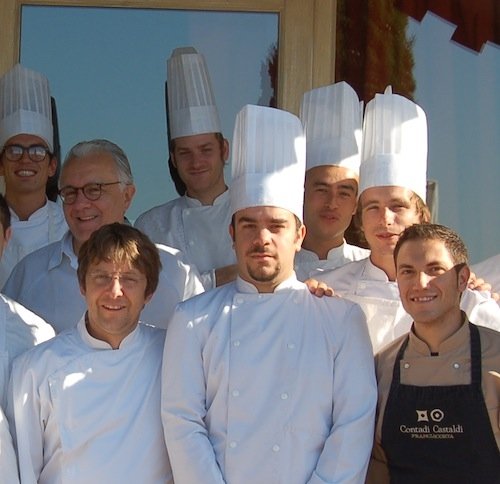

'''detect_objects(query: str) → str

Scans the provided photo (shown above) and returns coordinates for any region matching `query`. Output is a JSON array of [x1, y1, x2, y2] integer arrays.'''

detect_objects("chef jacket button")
[[287, 343, 295, 350], [293, 297, 300, 304], [280, 392, 288, 400], [229, 441, 237, 449], [403, 362, 410, 369], [189, 240, 194, 246], [235, 296, 244, 304], [185, 209, 191, 216], [232, 389, 240, 397], [233, 340, 240, 347], [272, 444, 280, 452], [453, 362, 460, 369]]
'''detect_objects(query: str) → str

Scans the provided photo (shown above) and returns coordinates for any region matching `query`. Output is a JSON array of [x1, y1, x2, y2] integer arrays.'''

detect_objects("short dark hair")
[[394, 223, 469, 267], [77, 223, 161, 297], [0, 194, 11, 235]]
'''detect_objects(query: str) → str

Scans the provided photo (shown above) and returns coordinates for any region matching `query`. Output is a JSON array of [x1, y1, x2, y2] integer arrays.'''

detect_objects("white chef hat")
[[230, 105, 306, 221], [167, 46, 222, 140], [300, 81, 362, 173], [360, 86, 427, 202], [0, 64, 53, 151]]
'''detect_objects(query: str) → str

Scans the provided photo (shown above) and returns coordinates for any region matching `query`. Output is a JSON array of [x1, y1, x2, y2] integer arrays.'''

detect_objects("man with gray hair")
[[3, 139, 203, 332]]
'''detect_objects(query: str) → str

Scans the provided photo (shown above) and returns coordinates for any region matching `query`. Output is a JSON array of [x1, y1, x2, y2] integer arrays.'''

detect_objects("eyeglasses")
[[1, 144, 52, 162], [88, 271, 145, 289], [58, 181, 123, 205]]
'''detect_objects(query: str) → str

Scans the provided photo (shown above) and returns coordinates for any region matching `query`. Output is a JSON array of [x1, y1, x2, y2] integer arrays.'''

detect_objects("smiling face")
[[81, 259, 151, 349], [230, 206, 305, 293], [171, 132, 228, 204], [303, 165, 358, 253], [396, 238, 469, 328], [0, 133, 56, 197], [60, 152, 135, 253], [360, 186, 423, 258]]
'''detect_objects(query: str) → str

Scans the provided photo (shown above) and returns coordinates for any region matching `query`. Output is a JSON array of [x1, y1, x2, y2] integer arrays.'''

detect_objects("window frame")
[[0, 0, 337, 114]]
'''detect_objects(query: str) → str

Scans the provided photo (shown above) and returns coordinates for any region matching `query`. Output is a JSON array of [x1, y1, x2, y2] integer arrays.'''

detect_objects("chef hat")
[[0, 64, 53, 151], [230, 105, 306, 221], [300, 81, 362, 173], [167, 46, 222, 140], [360, 86, 427, 202]]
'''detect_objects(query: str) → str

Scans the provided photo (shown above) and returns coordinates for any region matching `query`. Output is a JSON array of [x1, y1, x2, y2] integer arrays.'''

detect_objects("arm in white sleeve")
[[184, 263, 207, 297], [157, 244, 205, 299], [200, 269, 217, 291], [0, 405, 19, 484], [2, 261, 27, 301], [308, 303, 377, 484], [461, 288, 500, 331], [161, 305, 225, 484], [8, 355, 45, 484]]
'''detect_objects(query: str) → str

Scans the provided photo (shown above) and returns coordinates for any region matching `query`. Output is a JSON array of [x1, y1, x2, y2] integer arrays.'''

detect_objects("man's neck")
[[72, 236, 83, 255], [413, 309, 465, 353], [186, 183, 227, 206], [85, 313, 135, 350], [301, 234, 344, 260], [241, 271, 294, 294], [369, 251, 396, 281], [6, 191, 47, 221]]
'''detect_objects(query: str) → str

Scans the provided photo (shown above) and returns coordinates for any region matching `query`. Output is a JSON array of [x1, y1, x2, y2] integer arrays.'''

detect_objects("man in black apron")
[[367, 223, 500, 484]]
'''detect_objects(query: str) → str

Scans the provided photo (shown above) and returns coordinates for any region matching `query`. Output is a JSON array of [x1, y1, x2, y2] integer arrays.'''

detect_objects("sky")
[[20, 6, 499, 262], [407, 12, 499, 262]]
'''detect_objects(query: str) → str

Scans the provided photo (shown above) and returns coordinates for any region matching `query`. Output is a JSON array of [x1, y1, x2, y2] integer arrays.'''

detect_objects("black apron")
[[381, 323, 500, 484]]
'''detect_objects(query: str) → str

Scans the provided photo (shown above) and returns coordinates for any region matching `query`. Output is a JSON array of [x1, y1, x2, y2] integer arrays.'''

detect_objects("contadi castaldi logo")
[[399, 409, 464, 439]]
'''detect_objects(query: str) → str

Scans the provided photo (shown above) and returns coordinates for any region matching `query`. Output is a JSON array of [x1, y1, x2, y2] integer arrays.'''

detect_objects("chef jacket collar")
[[184, 188, 229, 208], [77, 315, 142, 350], [235, 273, 303, 294], [408, 312, 469, 356], [363, 256, 393, 282], [300, 239, 354, 262], [9, 198, 50, 223]]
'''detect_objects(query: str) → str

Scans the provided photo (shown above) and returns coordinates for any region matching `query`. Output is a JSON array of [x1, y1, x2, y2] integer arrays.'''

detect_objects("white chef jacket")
[[8, 317, 172, 484], [3, 231, 203, 332], [294, 241, 370, 281], [316, 258, 500, 354], [162, 275, 377, 484], [0, 200, 68, 288], [472, 253, 500, 299], [0, 293, 55, 408], [135, 190, 236, 289], [0, 405, 18, 484]]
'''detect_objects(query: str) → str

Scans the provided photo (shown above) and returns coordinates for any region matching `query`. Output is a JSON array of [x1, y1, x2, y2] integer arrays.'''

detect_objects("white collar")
[[184, 188, 229, 208], [235, 273, 302, 294], [77, 315, 142, 350]]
